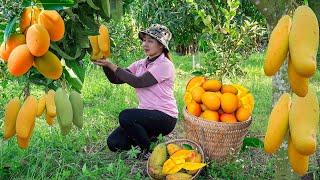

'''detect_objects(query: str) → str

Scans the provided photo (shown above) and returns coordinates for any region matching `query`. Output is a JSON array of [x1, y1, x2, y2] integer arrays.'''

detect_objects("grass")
[[0, 52, 320, 179]]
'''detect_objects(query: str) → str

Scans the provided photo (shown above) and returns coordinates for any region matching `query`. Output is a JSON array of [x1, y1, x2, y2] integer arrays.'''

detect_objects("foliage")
[[106, 13, 144, 66]]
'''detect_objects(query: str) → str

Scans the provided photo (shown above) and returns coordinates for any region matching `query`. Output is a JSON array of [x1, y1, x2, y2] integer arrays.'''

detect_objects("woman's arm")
[[115, 68, 158, 88], [93, 59, 158, 88], [102, 66, 125, 84]]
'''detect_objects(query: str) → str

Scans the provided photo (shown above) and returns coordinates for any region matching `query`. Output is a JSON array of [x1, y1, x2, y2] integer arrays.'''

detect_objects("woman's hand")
[[93, 58, 118, 72]]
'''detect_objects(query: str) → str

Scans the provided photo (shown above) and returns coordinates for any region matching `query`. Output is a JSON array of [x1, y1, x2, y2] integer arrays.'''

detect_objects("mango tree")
[[0, 0, 124, 97]]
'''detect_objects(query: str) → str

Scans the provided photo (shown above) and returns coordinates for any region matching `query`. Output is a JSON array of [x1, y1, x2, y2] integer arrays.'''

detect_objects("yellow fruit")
[[167, 143, 182, 156], [220, 93, 238, 113], [191, 86, 205, 103], [20, 6, 41, 33], [288, 55, 308, 97], [186, 101, 201, 117], [7, 44, 34, 77], [182, 162, 206, 171], [0, 34, 26, 62], [3, 97, 21, 140], [45, 110, 55, 126], [201, 92, 220, 111], [34, 51, 63, 80], [183, 92, 193, 106], [200, 110, 219, 122], [186, 76, 206, 92], [36, 94, 46, 117], [166, 172, 192, 180], [289, 88, 319, 155], [288, 135, 309, 176], [17, 120, 35, 149], [89, 36, 100, 58], [26, 24, 50, 56], [202, 79, 222, 91], [97, 24, 111, 57], [264, 93, 291, 154], [38, 10, 65, 41], [221, 85, 238, 95], [289, 5, 319, 77], [235, 107, 251, 122], [16, 95, 38, 139], [264, 15, 291, 76], [46, 90, 56, 117], [186, 152, 202, 175], [220, 113, 237, 123]]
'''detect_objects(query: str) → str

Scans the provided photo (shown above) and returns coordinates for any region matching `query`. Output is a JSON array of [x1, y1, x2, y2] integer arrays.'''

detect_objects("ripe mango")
[[289, 5, 319, 77], [264, 93, 291, 154], [46, 89, 56, 117], [3, 97, 21, 140], [69, 90, 84, 129], [36, 94, 46, 117], [167, 143, 182, 156], [55, 88, 73, 135], [289, 88, 319, 155], [288, 55, 308, 97], [288, 135, 309, 176], [34, 51, 63, 80], [16, 95, 37, 139], [166, 172, 192, 180], [264, 15, 291, 76]]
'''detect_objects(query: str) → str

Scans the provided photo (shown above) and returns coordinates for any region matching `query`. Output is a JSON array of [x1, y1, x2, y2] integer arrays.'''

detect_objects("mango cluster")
[[2, 88, 84, 149], [264, 5, 319, 97], [184, 76, 254, 123], [264, 89, 319, 176], [89, 24, 111, 60], [0, 6, 65, 80], [148, 143, 206, 180]]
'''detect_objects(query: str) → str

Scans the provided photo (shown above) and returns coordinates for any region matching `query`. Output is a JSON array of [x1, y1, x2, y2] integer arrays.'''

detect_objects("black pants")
[[107, 108, 177, 152]]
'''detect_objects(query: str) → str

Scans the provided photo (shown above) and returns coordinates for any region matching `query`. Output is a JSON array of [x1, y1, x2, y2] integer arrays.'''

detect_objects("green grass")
[[0, 53, 319, 179]]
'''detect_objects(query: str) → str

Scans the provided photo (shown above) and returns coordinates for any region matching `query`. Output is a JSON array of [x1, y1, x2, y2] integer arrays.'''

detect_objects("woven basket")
[[147, 139, 205, 180], [183, 107, 252, 161]]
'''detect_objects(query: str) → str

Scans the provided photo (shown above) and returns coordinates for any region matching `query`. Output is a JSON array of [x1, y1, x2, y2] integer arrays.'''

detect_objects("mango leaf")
[[241, 137, 264, 152], [22, 0, 32, 7], [50, 43, 82, 60], [191, 70, 204, 76], [182, 144, 193, 150], [37, 0, 75, 10], [86, 0, 100, 10], [101, 0, 111, 18], [64, 67, 83, 92], [65, 60, 86, 82], [3, 16, 18, 43]]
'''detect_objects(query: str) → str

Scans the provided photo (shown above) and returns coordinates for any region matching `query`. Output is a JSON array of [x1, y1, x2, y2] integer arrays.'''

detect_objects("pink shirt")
[[128, 53, 178, 118]]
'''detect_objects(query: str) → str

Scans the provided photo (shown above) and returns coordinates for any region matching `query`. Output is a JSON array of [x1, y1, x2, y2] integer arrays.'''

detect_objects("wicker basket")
[[147, 139, 205, 180], [183, 107, 252, 161]]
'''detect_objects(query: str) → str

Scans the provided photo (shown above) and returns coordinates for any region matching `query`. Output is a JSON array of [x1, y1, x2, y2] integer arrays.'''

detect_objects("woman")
[[93, 24, 178, 155]]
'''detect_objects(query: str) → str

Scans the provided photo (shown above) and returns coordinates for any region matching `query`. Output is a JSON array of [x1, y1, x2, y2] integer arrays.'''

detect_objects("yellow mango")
[[288, 135, 309, 176], [289, 88, 319, 155], [264, 15, 291, 76], [45, 110, 55, 126], [186, 152, 202, 175], [46, 89, 56, 117], [264, 93, 291, 154], [16, 95, 37, 139], [182, 162, 206, 171], [289, 5, 319, 77], [89, 36, 99, 56], [170, 149, 193, 161], [162, 158, 176, 174], [97, 24, 111, 57], [36, 94, 46, 117], [34, 51, 63, 80], [166, 172, 192, 180], [167, 143, 182, 156], [3, 97, 21, 140], [288, 55, 309, 97], [17, 120, 35, 149]]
